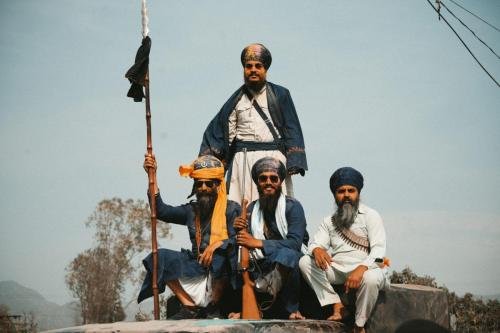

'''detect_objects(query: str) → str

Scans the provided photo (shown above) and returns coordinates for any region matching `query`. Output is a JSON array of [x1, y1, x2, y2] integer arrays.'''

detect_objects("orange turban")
[[179, 156, 228, 244]]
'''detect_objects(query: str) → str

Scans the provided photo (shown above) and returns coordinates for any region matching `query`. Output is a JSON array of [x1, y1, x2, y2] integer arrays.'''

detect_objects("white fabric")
[[250, 193, 287, 259], [178, 273, 212, 307], [307, 203, 386, 272], [300, 203, 389, 326], [228, 86, 280, 144], [299, 255, 387, 327], [226, 86, 293, 202]]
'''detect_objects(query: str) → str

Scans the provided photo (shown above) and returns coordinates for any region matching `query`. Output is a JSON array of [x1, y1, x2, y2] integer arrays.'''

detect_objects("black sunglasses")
[[258, 175, 280, 183], [195, 180, 218, 188]]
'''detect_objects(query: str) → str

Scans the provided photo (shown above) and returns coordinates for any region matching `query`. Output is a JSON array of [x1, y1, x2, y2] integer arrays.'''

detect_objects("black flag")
[[125, 36, 151, 102]]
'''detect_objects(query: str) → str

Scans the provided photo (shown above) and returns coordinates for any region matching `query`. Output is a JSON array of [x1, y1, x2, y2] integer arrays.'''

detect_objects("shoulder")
[[285, 196, 302, 206], [267, 81, 290, 95], [358, 203, 383, 223], [285, 196, 305, 214]]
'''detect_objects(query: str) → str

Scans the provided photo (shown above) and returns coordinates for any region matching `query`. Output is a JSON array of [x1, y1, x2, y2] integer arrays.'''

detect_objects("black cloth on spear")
[[125, 36, 151, 102]]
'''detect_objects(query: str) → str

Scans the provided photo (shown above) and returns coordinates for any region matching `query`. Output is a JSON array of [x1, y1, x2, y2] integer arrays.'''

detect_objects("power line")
[[441, 1, 500, 60], [447, 0, 500, 32], [426, 0, 500, 87]]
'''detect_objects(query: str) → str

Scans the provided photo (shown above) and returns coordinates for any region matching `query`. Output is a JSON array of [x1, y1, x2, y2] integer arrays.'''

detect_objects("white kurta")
[[227, 86, 293, 203], [299, 203, 389, 327]]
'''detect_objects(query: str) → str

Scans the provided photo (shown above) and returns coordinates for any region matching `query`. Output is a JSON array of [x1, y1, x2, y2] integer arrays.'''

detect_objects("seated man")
[[299, 167, 389, 333], [232, 157, 308, 320], [137, 155, 241, 319]]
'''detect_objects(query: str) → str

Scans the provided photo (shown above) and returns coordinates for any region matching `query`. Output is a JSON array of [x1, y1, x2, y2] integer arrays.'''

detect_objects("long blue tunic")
[[137, 193, 241, 303], [199, 82, 308, 174]]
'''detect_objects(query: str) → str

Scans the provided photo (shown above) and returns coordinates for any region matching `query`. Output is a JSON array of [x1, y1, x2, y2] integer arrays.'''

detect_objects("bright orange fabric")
[[178, 164, 228, 244]]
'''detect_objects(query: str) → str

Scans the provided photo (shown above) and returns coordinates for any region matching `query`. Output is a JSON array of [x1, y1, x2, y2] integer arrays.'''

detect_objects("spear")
[[125, 0, 160, 320]]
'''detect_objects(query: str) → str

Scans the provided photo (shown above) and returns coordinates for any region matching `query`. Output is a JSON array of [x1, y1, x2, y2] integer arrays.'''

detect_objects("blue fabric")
[[199, 82, 307, 174], [137, 194, 241, 303], [329, 166, 364, 193]]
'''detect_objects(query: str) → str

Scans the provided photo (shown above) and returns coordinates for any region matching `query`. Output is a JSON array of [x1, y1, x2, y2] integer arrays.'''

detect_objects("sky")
[[0, 0, 499, 307]]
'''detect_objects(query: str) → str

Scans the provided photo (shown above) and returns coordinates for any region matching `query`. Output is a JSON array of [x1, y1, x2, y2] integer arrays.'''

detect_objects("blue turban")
[[251, 157, 286, 184], [329, 167, 364, 193]]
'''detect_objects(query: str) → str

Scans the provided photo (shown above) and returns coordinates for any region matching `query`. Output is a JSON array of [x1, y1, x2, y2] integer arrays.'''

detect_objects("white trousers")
[[299, 255, 387, 327]]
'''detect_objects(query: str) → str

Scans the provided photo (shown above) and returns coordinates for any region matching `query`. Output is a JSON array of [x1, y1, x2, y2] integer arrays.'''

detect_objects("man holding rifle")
[[138, 155, 241, 319], [231, 157, 308, 320]]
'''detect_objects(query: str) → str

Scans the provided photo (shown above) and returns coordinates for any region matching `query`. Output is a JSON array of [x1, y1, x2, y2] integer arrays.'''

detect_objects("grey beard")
[[333, 201, 359, 229], [196, 192, 217, 218]]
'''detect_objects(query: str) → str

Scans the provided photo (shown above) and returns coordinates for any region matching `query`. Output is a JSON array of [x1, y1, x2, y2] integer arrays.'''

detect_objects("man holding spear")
[[137, 155, 241, 319]]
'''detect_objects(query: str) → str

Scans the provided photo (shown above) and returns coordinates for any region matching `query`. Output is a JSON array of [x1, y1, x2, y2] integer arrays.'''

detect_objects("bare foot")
[[228, 312, 241, 319], [288, 310, 305, 320], [326, 302, 345, 321]]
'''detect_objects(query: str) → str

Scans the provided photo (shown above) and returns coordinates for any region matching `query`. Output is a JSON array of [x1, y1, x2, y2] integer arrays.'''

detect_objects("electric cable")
[[426, 0, 500, 87], [447, 0, 500, 32], [441, 1, 500, 59]]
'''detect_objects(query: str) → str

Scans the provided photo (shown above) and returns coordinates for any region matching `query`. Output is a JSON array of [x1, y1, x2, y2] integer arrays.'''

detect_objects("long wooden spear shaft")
[[144, 72, 160, 320]]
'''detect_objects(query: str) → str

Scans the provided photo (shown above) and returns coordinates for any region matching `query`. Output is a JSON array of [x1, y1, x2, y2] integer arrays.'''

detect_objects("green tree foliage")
[[391, 267, 500, 332], [66, 198, 171, 324]]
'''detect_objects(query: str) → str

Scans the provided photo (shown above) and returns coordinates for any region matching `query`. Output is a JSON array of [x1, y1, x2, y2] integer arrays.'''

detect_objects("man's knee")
[[361, 269, 383, 289]]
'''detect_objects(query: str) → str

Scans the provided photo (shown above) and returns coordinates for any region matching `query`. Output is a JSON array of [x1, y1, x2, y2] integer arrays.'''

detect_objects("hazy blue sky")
[[1, 1, 499, 306]]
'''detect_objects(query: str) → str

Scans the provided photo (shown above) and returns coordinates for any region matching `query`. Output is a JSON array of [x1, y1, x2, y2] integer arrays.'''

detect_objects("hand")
[[233, 216, 248, 231], [236, 230, 262, 249], [312, 247, 333, 271], [198, 240, 223, 267], [144, 154, 159, 195], [143, 154, 157, 173], [344, 265, 368, 293]]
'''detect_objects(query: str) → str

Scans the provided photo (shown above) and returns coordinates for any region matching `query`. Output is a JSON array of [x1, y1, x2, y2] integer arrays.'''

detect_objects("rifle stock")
[[239, 199, 261, 320]]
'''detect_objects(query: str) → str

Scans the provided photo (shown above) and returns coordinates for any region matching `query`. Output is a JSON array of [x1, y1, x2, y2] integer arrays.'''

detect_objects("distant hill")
[[0, 280, 79, 331]]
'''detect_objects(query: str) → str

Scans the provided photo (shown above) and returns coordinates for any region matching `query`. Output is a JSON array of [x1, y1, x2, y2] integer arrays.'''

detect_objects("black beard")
[[333, 199, 359, 229], [245, 80, 266, 92], [258, 186, 282, 213], [196, 191, 217, 218]]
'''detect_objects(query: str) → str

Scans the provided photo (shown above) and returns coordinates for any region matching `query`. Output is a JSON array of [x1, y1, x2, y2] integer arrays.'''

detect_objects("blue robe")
[[137, 193, 241, 303], [246, 196, 309, 315], [199, 82, 308, 174]]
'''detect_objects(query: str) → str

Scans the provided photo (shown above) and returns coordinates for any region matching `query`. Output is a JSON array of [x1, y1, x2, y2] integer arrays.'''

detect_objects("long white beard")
[[333, 201, 358, 229]]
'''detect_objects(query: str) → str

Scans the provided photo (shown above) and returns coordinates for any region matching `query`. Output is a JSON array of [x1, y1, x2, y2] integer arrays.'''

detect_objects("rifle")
[[238, 148, 261, 319]]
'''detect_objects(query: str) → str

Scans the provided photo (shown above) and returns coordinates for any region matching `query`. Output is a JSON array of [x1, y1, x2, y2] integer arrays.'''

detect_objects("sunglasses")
[[195, 180, 220, 188], [258, 175, 280, 183]]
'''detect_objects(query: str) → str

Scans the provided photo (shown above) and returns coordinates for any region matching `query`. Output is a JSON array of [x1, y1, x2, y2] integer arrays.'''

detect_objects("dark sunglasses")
[[258, 175, 280, 183], [195, 180, 218, 188]]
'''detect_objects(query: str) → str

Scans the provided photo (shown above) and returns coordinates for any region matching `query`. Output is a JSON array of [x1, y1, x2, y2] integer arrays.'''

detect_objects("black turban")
[[251, 157, 286, 184], [241, 43, 272, 70], [329, 167, 364, 193]]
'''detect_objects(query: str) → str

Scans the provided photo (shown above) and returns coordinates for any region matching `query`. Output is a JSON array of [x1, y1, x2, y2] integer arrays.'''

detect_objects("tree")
[[0, 305, 37, 333], [66, 198, 171, 324]]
